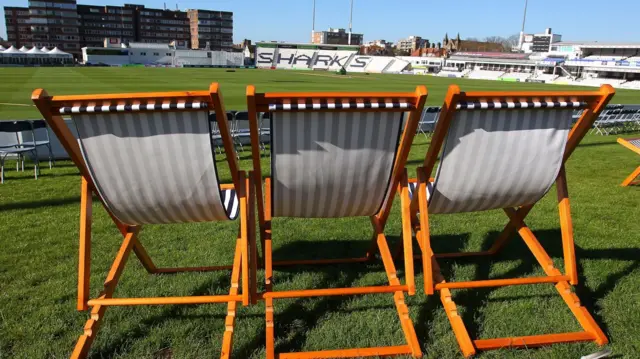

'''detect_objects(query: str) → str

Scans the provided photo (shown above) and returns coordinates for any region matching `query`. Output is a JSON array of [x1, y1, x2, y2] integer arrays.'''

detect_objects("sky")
[[2, 0, 638, 45]]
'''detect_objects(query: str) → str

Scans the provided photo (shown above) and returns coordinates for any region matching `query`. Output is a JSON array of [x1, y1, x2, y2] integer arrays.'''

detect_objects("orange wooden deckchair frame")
[[616, 137, 640, 186], [32, 84, 257, 359], [408, 84, 615, 357], [246, 86, 428, 358]]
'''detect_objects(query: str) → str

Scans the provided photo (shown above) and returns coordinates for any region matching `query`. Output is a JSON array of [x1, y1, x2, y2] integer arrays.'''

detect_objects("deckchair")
[[32, 84, 257, 359], [246, 86, 427, 358], [408, 84, 615, 357], [617, 137, 640, 186]]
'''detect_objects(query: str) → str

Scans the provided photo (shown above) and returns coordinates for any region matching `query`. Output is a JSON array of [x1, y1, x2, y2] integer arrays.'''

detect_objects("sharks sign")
[[256, 50, 352, 68]]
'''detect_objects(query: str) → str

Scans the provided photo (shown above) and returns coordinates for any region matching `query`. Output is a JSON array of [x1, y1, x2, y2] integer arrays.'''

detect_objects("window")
[[140, 52, 146, 56], [153, 52, 159, 56], [166, 53, 171, 56]]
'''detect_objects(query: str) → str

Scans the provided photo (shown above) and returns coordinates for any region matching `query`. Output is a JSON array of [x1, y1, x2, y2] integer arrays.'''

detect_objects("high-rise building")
[[3, 1, 233, 56], [136, 5, 190, 44], [5, 0, 80, 53], [77, 5, 135, 48], [4, 7, 31, 48], [396, 36, 426, 53], [311, 28, 363, 46], [187, 9, 233, 50]]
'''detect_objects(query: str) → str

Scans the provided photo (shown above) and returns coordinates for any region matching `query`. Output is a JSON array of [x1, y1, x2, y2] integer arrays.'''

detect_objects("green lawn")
[[0, 68, 639, 358]]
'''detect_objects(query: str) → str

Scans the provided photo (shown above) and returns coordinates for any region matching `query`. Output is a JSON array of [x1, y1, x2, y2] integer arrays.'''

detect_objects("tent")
[[19, 46, 29, 52], [2, 46, 24, 54], [0, 46, 28, 65], [41, 47, 50, 52], [27, 47, 46, 54], [0, 45, 5, 51], [48, 47, 72, 58]]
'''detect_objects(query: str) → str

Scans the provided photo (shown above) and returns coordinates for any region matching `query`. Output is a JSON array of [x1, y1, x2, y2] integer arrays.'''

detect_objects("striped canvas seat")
[[72, 108, 238, 225], [426, 104, 578, 214], [270, 110, 404, 218], [410, 85, 616, 357]]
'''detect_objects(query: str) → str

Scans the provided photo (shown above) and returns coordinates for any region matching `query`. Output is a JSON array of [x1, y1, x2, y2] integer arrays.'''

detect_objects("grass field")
[[0, 68, 639, 358]]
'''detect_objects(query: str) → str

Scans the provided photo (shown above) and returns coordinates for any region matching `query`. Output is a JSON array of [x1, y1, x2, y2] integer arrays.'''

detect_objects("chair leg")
[[220, 239, 244, 359], [48, 144, 53, 169], [621, 165, 640, 186], [71, 230, 137, 359], [263, 216, 421, 359]]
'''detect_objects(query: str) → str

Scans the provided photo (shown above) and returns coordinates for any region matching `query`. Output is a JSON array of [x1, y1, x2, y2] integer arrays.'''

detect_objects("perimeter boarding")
[[32, 84, 615, 359]]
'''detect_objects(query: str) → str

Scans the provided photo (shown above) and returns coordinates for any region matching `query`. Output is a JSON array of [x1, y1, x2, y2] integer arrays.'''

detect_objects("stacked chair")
[[32, 83, 616, 359]]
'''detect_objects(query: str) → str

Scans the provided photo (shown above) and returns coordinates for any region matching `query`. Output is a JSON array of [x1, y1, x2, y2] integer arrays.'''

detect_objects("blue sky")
[[2, 0, 638, 44]]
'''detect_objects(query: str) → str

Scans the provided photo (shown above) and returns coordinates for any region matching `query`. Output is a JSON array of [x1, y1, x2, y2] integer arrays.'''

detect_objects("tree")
[[437, 42, 442, 48], [465, 37, 479, 41], [502, 34, 520, 51]]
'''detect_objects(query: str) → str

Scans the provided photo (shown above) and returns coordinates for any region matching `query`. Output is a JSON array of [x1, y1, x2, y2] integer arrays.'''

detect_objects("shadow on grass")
[[0, 196, 79, 212], [81, 226, 639, 357], [430, 228, 640, 343], [89, 274, 233, 358]]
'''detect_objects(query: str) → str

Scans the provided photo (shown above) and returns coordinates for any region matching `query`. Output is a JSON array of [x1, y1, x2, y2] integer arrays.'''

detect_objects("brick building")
[[187, 9, 233, 50], [3, 1, 233, 56]]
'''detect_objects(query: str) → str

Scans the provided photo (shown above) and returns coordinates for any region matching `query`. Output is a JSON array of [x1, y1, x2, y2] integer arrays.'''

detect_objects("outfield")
[[0, 68, 639, 358]]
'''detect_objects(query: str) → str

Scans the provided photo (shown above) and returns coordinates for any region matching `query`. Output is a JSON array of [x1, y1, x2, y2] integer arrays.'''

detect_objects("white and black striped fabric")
[[407, 181, 433, 201], [628, 139, 640, 149], [60, 101, 207, 114], [427, 108, 574, 214], [268, 99, 413, 111], [271, 111, 403, 218], [73, 110, 238, 225], [455, 101, 586, 110]]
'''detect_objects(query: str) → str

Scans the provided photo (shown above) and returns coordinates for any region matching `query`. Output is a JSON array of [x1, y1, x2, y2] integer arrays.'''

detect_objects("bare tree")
[[502, 34, 520, 51], [484, 36, 505, 44], [465, 37, 479, 41]]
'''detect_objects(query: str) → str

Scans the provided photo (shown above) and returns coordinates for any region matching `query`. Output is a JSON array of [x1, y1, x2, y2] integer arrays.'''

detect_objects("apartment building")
[[187, 9, 233, 50], [3, 1, 233, 56], [77, 4, 135, 48], [5, 0, 80, 53]]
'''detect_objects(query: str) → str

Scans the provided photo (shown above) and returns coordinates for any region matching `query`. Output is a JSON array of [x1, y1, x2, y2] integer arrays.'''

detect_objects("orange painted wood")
[[247, 171, 258, 305], [70, 230, 137, 359], [77, 177, 92, 311], [131, 239, 157, 274], [49, 90, 210, 102], [247, 86, 268, 266], [220, 183, 235, 190], [376, 86, 427, 229], [210, 83, 241, 190], [435, 275, 569, 290], [277, 345, 412, 359], [221, 239, 243, 359], [416, 167, 434, 295], [237, 171, 250, 307], [262, 285, 409, 299], [473, 331, 595, 350], [399, 170, 416, 295], [87, 295, 243, 306], [556, 166, 578, 285], [618, 138, 640, 155], [621, 166, 640, 186]]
